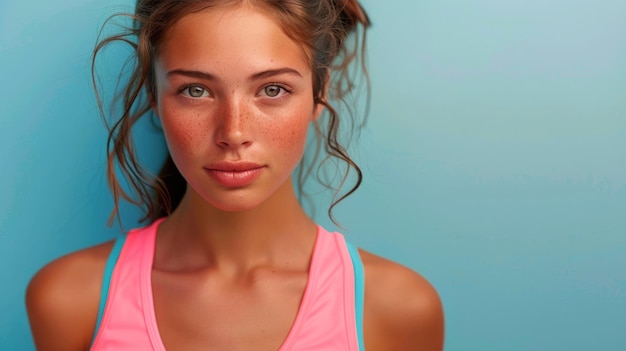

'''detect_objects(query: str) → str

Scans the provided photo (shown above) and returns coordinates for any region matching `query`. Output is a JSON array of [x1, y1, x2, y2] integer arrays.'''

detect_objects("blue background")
[[1, 0, 625, 349]]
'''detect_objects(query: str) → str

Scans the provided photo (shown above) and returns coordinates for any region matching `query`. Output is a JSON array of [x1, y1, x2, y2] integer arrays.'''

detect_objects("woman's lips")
[[204, 162, 265, 188]]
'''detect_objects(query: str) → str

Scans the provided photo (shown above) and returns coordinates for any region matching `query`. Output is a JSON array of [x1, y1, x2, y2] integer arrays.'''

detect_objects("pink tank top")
[[90, 219, 366, 350]]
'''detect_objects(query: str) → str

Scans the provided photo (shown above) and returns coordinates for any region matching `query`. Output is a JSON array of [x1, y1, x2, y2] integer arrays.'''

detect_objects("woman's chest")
[[151, 269, 308, 351]]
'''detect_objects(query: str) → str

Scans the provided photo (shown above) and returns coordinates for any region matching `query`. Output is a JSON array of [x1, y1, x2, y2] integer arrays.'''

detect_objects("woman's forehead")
[[155, 5, 311, 75]]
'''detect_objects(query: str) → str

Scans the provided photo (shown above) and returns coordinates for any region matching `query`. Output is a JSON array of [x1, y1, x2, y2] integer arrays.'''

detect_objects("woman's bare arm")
[[26, 242, 113, 351], [362, 250, 445, 351]]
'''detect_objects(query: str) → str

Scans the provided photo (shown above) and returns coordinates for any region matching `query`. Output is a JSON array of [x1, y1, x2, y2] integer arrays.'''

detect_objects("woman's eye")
[[261, 84, 289, 98], [181, 85, 209, 98]]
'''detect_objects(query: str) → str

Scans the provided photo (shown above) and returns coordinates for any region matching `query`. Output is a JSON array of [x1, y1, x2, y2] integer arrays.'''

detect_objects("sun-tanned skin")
[[27, 242, 443, 350], [26, 4, 444, 351]]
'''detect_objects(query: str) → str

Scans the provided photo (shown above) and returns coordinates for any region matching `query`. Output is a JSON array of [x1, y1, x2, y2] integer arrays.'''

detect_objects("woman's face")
[[153, 5, 320, 212]]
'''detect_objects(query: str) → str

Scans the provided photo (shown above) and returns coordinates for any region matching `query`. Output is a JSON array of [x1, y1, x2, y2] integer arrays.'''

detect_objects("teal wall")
[[1, 0, 625, 349]]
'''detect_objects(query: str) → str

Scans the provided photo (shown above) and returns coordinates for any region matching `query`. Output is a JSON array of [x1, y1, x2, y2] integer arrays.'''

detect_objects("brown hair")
[[92, 0, 371, 227]]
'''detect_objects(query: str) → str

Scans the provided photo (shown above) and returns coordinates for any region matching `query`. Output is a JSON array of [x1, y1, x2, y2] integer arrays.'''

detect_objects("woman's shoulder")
[[359, 249, 445, 351], [26, 240, 116, 350]]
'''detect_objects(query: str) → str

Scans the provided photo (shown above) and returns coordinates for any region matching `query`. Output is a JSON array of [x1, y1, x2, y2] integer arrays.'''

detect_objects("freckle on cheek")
[[168, 117, 204, 153]]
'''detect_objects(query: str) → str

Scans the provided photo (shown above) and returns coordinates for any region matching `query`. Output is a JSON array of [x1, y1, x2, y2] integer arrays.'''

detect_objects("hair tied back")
[[337, 0, 371, 31]]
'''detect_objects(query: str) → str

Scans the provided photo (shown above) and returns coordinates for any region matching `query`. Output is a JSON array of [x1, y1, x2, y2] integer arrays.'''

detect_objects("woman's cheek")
[[265, 104, 312, 150], [161, 109, 207, 159]]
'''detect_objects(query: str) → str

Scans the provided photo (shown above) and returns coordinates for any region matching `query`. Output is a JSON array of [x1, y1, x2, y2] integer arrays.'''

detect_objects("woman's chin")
[[201, 193, 268, 213]]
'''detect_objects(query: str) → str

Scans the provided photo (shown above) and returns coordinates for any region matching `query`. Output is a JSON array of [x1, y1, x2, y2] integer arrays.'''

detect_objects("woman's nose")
[[214, 98, 253, 149]]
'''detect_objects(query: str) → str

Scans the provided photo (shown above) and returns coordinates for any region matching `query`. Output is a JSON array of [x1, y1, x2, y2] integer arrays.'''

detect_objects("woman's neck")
[[154, 179, 317, 274]]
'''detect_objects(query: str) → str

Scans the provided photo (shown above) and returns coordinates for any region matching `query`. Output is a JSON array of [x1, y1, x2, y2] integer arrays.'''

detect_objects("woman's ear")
[[149, 89, 159, 118], [312, 71, 330, 121], [313, 97, 325, 121]]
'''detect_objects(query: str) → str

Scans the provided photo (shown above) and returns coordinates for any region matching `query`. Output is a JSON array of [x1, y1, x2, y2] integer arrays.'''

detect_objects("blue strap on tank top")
[[346, 241, 366, 351], [92, 235, 127, 345]]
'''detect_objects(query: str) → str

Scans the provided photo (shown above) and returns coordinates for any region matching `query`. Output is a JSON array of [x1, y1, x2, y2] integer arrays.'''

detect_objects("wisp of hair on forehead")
[[92, 0, 371, 228]]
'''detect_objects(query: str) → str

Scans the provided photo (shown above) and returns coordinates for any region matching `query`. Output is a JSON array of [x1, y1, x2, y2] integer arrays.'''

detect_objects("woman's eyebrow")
[[167, 69, 218, 81], [249, 67, 303, 81], [166, 67, 303, 82]]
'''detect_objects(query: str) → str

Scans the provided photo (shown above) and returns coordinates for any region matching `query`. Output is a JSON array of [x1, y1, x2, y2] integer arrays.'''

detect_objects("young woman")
[[26, 0, 444, 350]]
